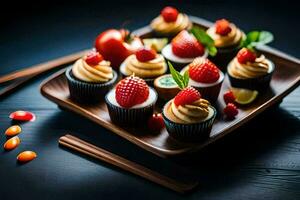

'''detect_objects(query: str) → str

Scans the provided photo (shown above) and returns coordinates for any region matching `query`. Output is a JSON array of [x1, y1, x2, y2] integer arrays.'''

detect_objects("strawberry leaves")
[[241, 31, 274, 50], [191, 26, 217, 57], [168, 61, 189, 89]]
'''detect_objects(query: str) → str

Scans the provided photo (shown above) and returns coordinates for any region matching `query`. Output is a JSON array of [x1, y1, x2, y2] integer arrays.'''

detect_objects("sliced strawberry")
[[161, 6, 179, 22], [188, 58, 220, 83], [174, 86, 201, 106], [135, 48, 157, 62], [215, 19, 232, 36], [223, 90, 236, 104], [85, 51, 103, 66], [115, 76, 149, 108], [237, 48, 256, 64], [171, 30, 205, 58], [224, 103, 238, 119]]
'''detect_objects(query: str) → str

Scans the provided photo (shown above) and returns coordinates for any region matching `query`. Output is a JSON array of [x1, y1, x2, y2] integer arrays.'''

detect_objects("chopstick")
[[0, 49, 89, 84], [59, 134, 199, 193]]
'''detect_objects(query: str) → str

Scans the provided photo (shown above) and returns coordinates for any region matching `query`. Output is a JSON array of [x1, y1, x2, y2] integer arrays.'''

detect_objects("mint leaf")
[[183, 70, 189, 88], [258, 31, 274, 44], [191, 26, 217, 57], [168, 61, 188, 89]]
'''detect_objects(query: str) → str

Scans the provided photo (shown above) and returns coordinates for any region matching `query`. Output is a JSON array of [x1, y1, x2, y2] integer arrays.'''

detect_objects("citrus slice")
[[231, 88, 259, 105], [143, 38, 168, 52]]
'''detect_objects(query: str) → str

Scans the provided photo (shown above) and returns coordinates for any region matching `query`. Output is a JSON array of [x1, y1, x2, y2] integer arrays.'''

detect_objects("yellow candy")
[[3, 136, 20, 150], [5, 125, 22, 136], [17, 151, 37, 163]]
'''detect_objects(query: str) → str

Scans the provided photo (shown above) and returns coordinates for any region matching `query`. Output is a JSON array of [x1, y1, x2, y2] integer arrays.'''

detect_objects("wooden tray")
[[40, 16, 300, 158]]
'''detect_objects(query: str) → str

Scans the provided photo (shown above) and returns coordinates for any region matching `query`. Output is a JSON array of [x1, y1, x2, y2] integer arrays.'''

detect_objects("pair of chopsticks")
[[0, 49, 89, 97], [59, 134, 199, 193]]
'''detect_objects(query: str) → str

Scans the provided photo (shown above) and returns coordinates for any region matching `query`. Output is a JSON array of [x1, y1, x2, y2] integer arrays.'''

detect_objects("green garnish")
[[241, 31, 274, 50], [190, 26, 217, 57], [168, 61, 189, 89]]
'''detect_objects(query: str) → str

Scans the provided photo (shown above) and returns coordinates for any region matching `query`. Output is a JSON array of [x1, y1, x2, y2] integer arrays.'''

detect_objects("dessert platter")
[[40, 7, 300, 158]]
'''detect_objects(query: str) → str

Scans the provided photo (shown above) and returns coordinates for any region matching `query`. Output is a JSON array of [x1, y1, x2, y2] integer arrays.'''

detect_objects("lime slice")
[[231, 88, 259, 105], [143, 38, 168, 52]]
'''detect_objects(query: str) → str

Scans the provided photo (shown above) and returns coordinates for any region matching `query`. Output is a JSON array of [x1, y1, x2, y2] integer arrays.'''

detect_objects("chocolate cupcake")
[[119, 48, 167, 86], [181, 58, 224, 103], [105, 75, 157, 127], [150, 6, 192, 39], [227, 48, 275, 91], [206, 19, 245, 71], [66, 51, 118, 104], [162, 87, 216, 142]]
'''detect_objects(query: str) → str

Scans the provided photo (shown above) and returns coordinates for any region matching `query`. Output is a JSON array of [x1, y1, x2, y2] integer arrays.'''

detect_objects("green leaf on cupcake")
[[241, 31, 274, 50], [190, 26, 217, 57], [168, 61, 189, 89]]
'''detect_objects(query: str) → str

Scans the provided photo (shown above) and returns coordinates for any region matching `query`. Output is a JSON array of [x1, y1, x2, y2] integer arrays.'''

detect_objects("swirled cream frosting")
[[207, 23, 243, 48], [72, 58, 113, 83], [170, 98, 210, 124], [123, 54, 167, 78], [228, 55, 270, 79], [150, 13, 191, 35]]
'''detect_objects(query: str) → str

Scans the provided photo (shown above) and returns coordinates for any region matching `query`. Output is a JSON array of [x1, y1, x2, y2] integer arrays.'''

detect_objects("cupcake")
[[105, 75, 157, 127], [154, 74, 180, 102], [181, 58, 224, 103], [206, 19, 245, 70], [66, 51, 118, 104], [162, 30, 208, 70], [227, 48, 275, 90], [162, 86, 216, 142], [120, 47, 167, 85], [150, 6, 192, 38]]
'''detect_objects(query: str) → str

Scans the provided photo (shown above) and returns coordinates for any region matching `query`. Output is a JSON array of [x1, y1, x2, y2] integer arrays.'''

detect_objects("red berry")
[[161, 6, 179, 22], [174, 86, 201, 106], [215, 19, 232, 36], [115, 76, 149, 108], [172, 30, 205, 58], [188, 58, 220, 83], [135, 48, 157, 62], [147, 113, 165, 131], [9, 110, 36, 122], [85, 51, 103, 66], [224, 103, 238, 119], [237, 48, 257, 64], [223, 90, 236, 104]]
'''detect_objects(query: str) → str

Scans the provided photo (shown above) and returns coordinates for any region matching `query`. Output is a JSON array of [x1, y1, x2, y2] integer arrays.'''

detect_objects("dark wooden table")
[[1, 1, 300, 199]]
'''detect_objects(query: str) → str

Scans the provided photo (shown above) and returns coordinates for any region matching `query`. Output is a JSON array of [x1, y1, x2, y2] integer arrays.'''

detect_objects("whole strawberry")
[[161, 6, 179, 23], [172, 30, 205, 58], [189, 58, 220, 83], [215, 19, 232, 36], [174, 86, 201, 106], [136, 48, 157, 62], [116, 75, 149, 108], [237, 48, 256, 64], [223, 90, 236, 104], [224, 103, 238, 119]]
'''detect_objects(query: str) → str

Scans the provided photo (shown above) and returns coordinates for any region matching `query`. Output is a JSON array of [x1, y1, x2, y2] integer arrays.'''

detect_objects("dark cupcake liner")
[[65, 67, 118, 104], [105, 89, 157, 127], [119, 71, 156, 87], [209, 45, 240, 72], [227, 60, 275, 91], [193, 80, 223, 103], [162, 103, 217, 142], [164, 58, 189, 71]]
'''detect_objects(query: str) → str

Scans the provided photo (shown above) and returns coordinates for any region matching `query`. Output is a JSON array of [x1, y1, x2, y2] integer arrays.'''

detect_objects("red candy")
[[9, 110, 36, 122]]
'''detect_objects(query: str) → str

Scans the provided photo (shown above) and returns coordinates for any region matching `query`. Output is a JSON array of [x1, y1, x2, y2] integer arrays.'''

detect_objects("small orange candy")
[[5, 125, 22, 136], [3, 136, 20, 150], [17, 151, 37, 163]]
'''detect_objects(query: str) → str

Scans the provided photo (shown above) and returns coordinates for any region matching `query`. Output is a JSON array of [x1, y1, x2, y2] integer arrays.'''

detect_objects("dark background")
[[1, 1, 300, 199]]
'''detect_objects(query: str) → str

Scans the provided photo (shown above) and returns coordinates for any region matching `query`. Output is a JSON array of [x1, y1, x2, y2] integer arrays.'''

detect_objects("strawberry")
[[161, 6, 179, 22], [174, 86, 201, 106], [224, 103, 238, 119], [148, 113, 165, 131], [172, 30, 205, 58], [237, 48, 257, 64], [223, 90, 236, 104], [136, 48, 157, 62], [115, 76, 149, 108], [215, 19, 232, 36], [188, 58, 220, 83], [85, 51, 103, 66]]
